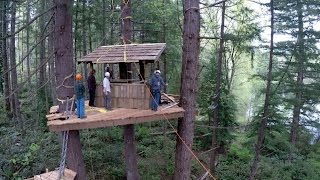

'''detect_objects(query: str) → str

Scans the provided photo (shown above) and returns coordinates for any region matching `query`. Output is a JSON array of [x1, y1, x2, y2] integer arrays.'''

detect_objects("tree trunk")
[[88, 5, 92, 53], [124, 124, 139, 180], [162, 0, 167, 93], [39, 0, 46, 98], [0, 6, 2, 95], [1, 1, 10, 117], [48, 0, 56, 104], [102, 0, 107, 46], [288, 0, 304, 161], [82, 0, 88, 92], [120, 0, 132, 80], [26, 0, 31, 84], [10, 0, 21, 121], [54, 0, 87, 179], [209, 1, 225, 176], [174, 0, 200, 179], [81, 0, 87, 54], [121, 1, 139, 180], [249, 0, 274, 179]]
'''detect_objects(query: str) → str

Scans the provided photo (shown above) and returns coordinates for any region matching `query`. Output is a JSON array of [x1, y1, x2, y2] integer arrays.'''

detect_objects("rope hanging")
[[58, 95, 74, 179], [131, 63, 216, 180]]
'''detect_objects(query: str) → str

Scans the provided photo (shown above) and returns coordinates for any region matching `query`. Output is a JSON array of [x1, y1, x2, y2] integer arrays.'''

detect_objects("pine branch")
[[1, 31, 53, 77], [1, 51, 54, 101], [200, 0, 228, 9], [199, 36, 220, 40], [1, 5, 54, 40]]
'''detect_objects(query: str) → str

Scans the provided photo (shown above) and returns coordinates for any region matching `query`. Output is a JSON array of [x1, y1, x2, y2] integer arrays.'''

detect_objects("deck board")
[[47, 105, 184, 132]]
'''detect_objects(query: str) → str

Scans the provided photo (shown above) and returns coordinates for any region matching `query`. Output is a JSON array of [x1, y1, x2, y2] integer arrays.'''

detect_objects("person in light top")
[[103, 72, 112, 110]]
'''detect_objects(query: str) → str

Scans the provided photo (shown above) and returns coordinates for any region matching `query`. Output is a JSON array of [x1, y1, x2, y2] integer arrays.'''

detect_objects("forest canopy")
[[0, 0, 320, 179]]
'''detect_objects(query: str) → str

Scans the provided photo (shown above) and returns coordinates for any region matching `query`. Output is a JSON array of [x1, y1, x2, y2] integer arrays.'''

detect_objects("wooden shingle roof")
[[78, 43, 166, 64]]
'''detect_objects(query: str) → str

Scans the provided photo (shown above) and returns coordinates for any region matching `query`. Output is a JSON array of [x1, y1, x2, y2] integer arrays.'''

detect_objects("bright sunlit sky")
[[245, 0, 320, 45]]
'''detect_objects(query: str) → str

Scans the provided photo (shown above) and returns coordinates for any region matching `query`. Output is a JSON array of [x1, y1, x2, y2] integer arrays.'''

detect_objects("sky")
[[246, 0, 320, 44]]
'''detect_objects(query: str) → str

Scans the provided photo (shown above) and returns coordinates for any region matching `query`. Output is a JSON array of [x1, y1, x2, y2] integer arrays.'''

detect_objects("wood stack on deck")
[[25, 168, 76, 180]]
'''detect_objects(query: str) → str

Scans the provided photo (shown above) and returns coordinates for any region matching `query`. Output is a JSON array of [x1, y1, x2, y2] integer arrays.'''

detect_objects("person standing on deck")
[[75, 73, 86, 119], [87, 69, 96, 107], [103, 72, 112, 110], [149, 70, 167, 111]]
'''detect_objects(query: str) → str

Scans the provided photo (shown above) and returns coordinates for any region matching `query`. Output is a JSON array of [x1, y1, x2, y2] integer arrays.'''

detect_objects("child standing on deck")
[[75, 73, 86, 119]]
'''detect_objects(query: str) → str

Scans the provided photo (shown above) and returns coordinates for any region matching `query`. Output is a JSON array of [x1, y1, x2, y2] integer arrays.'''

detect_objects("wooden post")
[[53, 0, 87, 179], [139, 61, 145, 80], [121, 1, 140, 179]]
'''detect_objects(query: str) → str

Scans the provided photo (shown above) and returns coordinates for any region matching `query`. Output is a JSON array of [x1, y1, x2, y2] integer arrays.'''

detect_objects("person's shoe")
[[80, 115, 87, 119]]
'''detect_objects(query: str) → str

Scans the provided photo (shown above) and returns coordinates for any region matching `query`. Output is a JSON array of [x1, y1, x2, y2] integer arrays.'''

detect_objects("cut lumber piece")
[[26, 168, 76, 180], [46, 113, 68, 121], [162, 93, 176, 102], [161, 102, 179, 111], [49, 105, 59, 114]]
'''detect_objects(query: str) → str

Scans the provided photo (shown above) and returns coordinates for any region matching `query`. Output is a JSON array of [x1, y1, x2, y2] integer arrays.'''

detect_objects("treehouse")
[[46, 43, 184, 132]]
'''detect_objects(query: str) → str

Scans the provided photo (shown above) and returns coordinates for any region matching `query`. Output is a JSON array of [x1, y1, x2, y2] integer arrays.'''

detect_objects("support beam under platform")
[[47, 106, 184, 132]]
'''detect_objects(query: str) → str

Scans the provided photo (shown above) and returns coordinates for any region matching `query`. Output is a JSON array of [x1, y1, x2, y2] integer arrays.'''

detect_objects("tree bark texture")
[[48, 0, 56, 104], [26, 0, 31, 84], [162, 0, 167, 93], [120, 0, 132, 80], [39, 0, 46, 97], [10, 0, 21, 120], [121, 1, 139, 180], [102, 0, 107, 46], [289, 0, 304, 161], [249, 0, 274, 179], [1, 1, 11, 117], [54, 0, 87, 179], [81, 0, 88, 94], [0, 5, 3, 94], [124, 124, 140, 180], [174, 0, 200, 179]]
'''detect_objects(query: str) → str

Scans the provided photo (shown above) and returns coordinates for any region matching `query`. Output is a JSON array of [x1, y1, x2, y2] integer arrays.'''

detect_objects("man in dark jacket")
[[87, 69, 96, 107], [149, 70, 167, 111]]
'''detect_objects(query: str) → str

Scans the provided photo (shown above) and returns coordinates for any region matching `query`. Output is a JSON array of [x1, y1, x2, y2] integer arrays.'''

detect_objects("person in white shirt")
[[103, 72, 112, 110]]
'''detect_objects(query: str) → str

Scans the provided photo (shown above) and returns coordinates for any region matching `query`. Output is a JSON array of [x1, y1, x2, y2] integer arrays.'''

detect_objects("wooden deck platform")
[[47, 104, 184, 132]]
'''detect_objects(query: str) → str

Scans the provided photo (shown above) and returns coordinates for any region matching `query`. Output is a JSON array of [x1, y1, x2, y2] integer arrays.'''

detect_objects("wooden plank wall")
[[94, 83, 151, 109]]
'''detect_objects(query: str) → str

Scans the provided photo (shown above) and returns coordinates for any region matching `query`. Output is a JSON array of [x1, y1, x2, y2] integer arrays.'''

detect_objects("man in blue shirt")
[[149, 70, 167, 111]]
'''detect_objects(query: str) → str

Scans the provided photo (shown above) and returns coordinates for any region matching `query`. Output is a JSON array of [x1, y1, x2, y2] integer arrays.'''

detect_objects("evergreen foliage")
[[1, 0, 320, 179]]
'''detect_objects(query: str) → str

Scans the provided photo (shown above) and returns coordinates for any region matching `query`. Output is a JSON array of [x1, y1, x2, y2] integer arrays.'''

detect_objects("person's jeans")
[[151, 91, 160, 111], [89, 89, 95, 106], [105, 93, 112, 110], [76, 97, 85, 118]]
